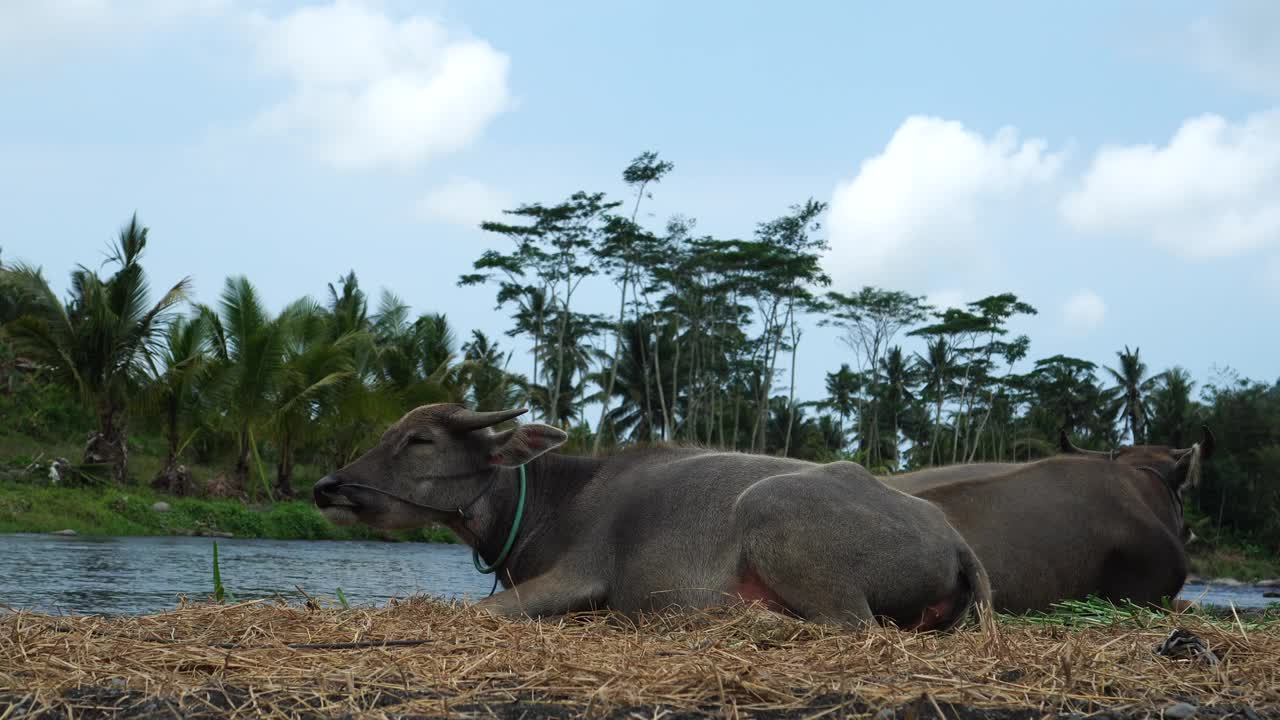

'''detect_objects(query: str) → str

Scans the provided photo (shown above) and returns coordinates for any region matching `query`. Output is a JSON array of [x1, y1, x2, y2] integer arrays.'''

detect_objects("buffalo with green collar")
[[314, 403, 991, 630]]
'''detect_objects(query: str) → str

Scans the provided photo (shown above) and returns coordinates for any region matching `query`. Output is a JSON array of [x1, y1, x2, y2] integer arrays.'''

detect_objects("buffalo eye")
[[395, 435, 434, 455]]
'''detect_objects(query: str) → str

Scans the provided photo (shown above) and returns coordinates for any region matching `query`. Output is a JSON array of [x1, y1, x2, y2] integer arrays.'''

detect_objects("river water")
[[0, 533, 1274, 616]]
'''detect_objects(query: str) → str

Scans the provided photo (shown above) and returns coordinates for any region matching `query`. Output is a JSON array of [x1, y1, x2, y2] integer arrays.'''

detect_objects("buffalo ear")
[[1170, 446, 1205, 495], [488, 423, 568, 467]]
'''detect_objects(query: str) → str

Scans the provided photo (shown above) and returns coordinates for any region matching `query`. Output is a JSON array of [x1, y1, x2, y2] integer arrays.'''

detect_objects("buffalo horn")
[[447, 407, 528, 432], [1176, 424, 1217, 461], [1200, 424, 1216, 461], [1059, 429, 1110, 457]]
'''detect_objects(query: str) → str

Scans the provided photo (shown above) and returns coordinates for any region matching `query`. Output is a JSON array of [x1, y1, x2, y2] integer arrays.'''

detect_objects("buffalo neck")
[[1123, 461, 1184, 536], [453, 452, 604, 587]]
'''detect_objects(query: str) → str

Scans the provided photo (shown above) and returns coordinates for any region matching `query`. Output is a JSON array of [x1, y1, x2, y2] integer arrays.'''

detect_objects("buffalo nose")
[[313, 474, 344, 506]]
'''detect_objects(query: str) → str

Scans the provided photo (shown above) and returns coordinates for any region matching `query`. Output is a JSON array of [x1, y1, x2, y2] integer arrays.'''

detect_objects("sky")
[[2, 0, 1278, 409]]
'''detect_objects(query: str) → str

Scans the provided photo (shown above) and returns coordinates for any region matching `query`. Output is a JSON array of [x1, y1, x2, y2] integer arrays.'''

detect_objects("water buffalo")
[[314, 403, 991, 630], [885, 462, 1019, 494], [1056, 428, 1214, 547], [881, 429, 1214, 614]]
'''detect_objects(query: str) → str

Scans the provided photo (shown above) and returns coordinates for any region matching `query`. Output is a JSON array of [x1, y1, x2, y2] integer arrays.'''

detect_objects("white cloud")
[[1062, 290, 1106, 336], [1060, 110, 1280, 260], [248, 0, 512, 171], [1188, 0, 1280, 97], [416, 178, 511, 228], [827, 116, 1064, 287], [0, 0, 228, 53]]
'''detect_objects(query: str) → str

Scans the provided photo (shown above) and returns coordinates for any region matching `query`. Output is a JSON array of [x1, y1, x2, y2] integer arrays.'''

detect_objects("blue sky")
[[2, 0, 1277, 408]]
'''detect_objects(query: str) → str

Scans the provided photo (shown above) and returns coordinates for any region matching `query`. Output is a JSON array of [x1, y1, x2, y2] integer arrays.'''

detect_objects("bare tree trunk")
[[233, 428, 252, 495], [632, 284, 656, 441], [592, 268, 630, 453], [782, 305, 800, 457], [967, 387, 999, 464], [892, 399, 901, 468], [85, 403, 129, 485], [749, 350, 765, 451], [950, 361, 976, 464], [930, 392, 944, 467], [650, 310, 672, 441], [274, 431, 295, 499], [684, 323, 698, 441], [854, 394, 866, 462], [530, 307, 543, 423], [752, 302, 782, 453], [731, 390, 741, 451], [869, 401, 881, 469], [752, 335, 773, 448], [152, 398, 190, 496], [669, 317, 682, 440]]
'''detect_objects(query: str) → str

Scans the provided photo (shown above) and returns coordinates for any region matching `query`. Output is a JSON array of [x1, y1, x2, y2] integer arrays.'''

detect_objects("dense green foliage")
[[1, 153, 1277, 560]]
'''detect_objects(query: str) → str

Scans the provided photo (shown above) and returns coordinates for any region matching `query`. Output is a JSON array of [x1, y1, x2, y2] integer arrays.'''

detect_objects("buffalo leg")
[[732, 472, 881, 627], [473, 568, 606, 619], [732, 463, 971, 630], [739, 531, 877, 627]]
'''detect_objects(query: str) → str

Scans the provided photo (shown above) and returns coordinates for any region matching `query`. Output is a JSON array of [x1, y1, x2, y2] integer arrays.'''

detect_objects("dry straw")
[[2, 597, 1277, 718]]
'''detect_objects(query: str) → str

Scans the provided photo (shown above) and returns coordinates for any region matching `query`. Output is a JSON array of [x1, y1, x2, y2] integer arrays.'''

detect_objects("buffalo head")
[[313, 403, 567, 530], [1058, 425, 1216, 544], [1059, 425, 1215, 478]]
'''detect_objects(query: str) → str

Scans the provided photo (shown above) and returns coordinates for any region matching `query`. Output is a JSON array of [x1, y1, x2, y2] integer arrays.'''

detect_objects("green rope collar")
[[472, 464, 526, 575]]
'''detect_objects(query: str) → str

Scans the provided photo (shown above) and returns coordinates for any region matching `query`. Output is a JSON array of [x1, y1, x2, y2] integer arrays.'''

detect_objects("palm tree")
[[269, 299, 355, 498], [815, 413, 846, 457], [199, 276, 285, 497], [599, 320, 670, 442], [462, 330, 523, 411], [823, 364, 860, 452], [327, 271, 369, 337], [319, 278, 393, 469], [1105, 345, 1158, 445], [1147, 366, 1197, 447], [0, 248, 40, 325], [1027, 354, 1115, 447], [372, 300, 467, 405], [0, 215, 190, 483], [877, 346, 914, 468], [507, 287, 550, 420], [914, 337, 954, 466], [143, 315, 209, 495], [414, 313, 455, 376], [530, 309, 605, 428]]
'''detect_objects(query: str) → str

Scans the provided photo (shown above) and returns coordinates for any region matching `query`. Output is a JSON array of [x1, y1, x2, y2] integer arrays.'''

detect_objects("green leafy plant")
[[211, 541, 234, 603]]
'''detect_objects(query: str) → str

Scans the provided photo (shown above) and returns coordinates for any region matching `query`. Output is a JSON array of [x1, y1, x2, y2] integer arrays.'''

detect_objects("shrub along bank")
[[0, 479, 454, 543]]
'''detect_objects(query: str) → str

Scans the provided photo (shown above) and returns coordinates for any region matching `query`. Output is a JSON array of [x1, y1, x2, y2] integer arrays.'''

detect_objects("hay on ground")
[[2, 598, 1277, 718]]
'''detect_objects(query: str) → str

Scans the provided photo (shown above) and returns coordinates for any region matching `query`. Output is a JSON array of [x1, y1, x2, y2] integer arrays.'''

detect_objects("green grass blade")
[[212, 540, 225, 603]]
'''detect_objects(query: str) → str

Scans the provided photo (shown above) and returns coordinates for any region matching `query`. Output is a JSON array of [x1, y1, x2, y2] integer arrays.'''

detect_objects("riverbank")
[[0, 431, 455, 542], [3, 476, 1279, 585], [1188, 546, 1280, 584], [2, 599, 1277, 719], [0, 479, 455, 543]]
